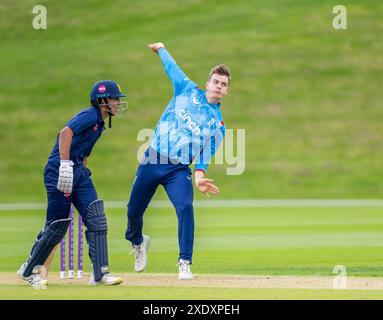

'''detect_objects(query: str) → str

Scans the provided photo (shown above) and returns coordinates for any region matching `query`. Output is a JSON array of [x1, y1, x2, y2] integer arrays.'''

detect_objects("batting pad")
[[85, 199, 109, 282], [23, 218, 72, 277]]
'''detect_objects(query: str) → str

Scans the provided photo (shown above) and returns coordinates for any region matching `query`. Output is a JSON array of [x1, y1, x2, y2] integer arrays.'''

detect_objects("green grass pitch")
[[1, 206, 383, 299]]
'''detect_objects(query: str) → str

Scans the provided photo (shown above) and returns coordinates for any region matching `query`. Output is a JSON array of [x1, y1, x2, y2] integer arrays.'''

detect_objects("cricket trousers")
[[125, 148, 195, 263], [24, 163, 103, 278], [43, 162, 98, 227]]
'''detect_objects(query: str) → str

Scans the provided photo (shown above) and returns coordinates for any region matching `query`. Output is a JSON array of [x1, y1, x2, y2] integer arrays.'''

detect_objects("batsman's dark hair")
[[97, 97, 113, 128]]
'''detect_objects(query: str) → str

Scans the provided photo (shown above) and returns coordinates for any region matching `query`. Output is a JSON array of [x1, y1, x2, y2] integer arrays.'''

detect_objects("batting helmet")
[[90, 80, 127, 107]]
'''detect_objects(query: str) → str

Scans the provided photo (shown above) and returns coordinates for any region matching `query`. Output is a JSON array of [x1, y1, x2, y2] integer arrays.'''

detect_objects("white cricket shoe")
[[177, 259, 193, 280], [25, 274, 48, 289], [131, 234, 151, 272], [89, 273, 123, 286], [17, 262, 48, 289]]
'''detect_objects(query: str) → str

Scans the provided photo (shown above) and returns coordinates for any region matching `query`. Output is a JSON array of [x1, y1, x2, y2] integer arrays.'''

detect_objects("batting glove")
[[57, 160, 74, 195]]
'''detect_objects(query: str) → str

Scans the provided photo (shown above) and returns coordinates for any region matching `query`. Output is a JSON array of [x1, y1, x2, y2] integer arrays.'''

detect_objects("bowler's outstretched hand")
[[195, 177, 220, 198], [148, 42, 165, 53]]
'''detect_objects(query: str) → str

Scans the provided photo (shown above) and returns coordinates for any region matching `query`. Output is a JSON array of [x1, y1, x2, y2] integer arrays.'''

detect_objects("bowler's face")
[[206, 74, 229, 101]]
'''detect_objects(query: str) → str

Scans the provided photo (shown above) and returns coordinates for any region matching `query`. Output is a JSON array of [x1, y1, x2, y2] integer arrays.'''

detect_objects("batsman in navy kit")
[[126, 42, 231, 280], [17, 80, 127, 287]]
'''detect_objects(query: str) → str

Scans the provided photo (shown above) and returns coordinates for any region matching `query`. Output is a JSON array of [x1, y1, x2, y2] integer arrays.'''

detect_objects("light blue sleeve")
[[158, 48, 197, 95], [195, 126, 226, 174]]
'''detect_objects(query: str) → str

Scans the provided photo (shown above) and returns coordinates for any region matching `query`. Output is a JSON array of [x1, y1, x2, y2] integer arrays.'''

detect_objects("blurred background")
[[0, 0, 382, 202]]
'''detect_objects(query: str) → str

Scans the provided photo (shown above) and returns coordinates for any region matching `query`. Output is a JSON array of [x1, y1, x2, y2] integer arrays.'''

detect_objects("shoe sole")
[[106, 278, 123, 285], [89, 278, 123, 286], [179, 276, 194, 280], [178, 272, 193, 280], [28, 280, 48, 288]]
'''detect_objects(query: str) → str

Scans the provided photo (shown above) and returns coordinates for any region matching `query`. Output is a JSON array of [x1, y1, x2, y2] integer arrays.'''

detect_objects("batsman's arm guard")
[[84, 199, 109, 282], [22, 218, 71, 277]]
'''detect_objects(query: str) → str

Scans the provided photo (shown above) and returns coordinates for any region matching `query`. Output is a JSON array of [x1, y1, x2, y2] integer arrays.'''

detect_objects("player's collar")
[[202, 90, 221, 108], [93, 105, 105, 126], [207, 100, 221, 109]]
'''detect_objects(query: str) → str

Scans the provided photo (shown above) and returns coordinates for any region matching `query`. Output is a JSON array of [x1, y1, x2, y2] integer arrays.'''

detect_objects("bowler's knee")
[[176, 202, 194, 216]]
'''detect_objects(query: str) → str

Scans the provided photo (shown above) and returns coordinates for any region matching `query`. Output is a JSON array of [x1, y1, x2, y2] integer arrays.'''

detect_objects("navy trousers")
[[125, 148, 195, 262], [44, 163, 98, 226], [26, 163, 98, 264]]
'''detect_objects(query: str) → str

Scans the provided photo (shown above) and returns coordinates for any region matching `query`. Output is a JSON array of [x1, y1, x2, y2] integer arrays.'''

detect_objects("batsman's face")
[[108, 98, 127, 116], [206, 74, 229, 100]]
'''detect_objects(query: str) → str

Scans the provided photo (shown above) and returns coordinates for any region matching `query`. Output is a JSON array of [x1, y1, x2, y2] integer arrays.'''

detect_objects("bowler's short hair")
[[208, 64, 231, 84]]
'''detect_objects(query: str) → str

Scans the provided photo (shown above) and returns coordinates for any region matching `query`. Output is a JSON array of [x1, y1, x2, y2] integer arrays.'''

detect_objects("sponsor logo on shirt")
[[191, 91, 203, 106], [207, 118, 216, 127], [192, 96, 203, 105], [178, 109, 201, 136]]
